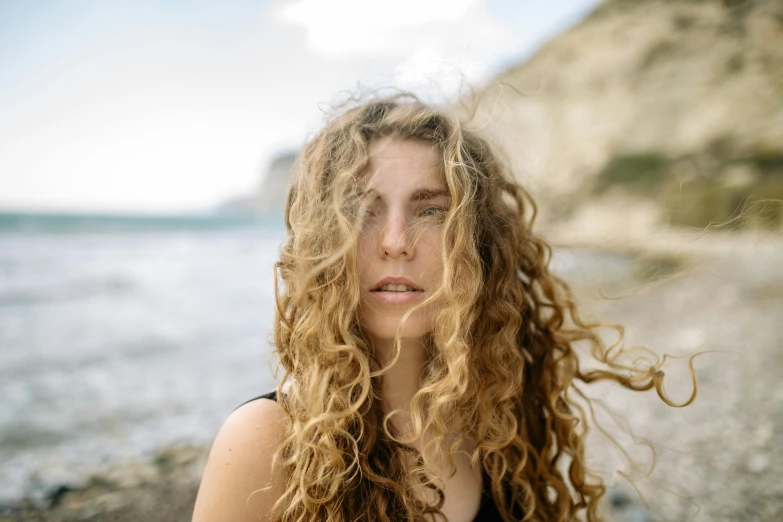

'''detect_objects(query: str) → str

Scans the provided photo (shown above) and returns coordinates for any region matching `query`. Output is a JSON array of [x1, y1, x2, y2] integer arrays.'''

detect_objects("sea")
[[0, 210, 634, 507], [0, 210, 287, 506]]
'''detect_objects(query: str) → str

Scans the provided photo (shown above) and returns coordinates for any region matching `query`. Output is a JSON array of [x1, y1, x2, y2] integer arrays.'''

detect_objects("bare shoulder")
[[192, 398, 289, 522]]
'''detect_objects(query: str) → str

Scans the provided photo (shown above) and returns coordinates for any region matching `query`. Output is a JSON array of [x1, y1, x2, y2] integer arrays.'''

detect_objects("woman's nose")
[[379, 212, 412, 259]]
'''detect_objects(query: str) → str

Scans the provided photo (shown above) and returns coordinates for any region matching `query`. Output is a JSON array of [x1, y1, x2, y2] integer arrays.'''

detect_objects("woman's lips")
[[368, 289, 425, 305]]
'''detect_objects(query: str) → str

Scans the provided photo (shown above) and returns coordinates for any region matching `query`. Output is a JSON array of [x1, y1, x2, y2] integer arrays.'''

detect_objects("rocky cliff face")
[[255, 152, 297, 211], [217, 151, 297, 215], [467, 0, 783, 236]]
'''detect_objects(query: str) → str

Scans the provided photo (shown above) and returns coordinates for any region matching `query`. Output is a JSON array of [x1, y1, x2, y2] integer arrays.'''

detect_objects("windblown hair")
[[271, 93, 688, 522]]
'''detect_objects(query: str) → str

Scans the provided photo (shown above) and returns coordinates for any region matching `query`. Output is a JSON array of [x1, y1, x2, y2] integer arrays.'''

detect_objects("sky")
[[0, 0, 599, 215]]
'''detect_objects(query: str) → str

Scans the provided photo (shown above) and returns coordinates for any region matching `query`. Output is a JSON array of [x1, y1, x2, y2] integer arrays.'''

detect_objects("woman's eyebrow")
[[410, 188, 450, 201]]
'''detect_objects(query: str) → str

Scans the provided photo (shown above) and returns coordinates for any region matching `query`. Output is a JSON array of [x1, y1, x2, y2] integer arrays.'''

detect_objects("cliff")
[[255, 152, 298, 211], [216, 151, 297, 215], [466, 0, 783, 237]]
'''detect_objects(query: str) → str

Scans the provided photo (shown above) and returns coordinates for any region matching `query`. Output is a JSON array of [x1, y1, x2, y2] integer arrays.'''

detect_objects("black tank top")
[[239, 391, 511, 521]]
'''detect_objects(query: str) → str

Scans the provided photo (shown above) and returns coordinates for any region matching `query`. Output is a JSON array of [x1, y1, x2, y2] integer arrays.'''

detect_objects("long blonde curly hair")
[[271, 93, 688, 522]]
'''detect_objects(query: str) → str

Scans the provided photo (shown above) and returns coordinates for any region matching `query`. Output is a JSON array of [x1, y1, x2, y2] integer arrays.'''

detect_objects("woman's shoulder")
[[227, 392, 286, 434], [217, 390, 287, 449], [192, 393, 288, 521]]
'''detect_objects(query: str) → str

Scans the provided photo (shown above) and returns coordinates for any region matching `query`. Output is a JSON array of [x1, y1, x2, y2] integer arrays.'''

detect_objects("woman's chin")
[[361, 319, 433, 345]]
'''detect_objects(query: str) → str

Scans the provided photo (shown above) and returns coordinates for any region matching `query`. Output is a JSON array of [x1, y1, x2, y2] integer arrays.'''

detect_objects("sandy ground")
[[563, 231, 783, 522], [2, 231, 781, 521]]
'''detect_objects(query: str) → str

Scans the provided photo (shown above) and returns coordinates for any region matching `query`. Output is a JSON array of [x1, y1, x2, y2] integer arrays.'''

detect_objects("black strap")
[[235, 390, 277, 411]]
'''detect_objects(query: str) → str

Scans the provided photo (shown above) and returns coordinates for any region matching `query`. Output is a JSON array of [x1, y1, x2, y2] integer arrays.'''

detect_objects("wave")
[[0, 274, 137, 307]]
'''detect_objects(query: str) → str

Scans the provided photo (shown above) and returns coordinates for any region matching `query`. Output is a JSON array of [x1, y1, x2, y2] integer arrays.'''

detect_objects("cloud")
[[273, 0, 522, 97], [274, 0, 510, 57]]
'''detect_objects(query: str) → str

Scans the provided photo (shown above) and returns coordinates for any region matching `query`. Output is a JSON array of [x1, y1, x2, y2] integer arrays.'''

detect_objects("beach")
[[1, 216, 781, 521]]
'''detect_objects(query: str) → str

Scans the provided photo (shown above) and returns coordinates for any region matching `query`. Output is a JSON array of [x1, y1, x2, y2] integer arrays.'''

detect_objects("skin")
[[192, 397, 288, 522], [192, 137, 482, 522], [357, 136, 449, 347], [360, 137, 483, 522]]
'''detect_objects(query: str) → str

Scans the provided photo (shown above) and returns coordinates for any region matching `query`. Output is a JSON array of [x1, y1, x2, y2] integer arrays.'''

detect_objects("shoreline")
[[0, 443, 208, 522]]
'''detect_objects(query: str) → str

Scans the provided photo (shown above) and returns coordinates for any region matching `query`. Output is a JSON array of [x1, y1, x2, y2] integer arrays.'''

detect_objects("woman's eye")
[[420, 207, 446, 217]]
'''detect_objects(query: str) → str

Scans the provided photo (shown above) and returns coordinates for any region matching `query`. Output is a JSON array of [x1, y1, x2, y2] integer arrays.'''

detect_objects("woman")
[[192, 94, 686, 521]]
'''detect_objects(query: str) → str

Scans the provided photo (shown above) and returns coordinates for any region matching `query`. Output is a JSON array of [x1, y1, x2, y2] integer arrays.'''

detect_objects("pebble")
[[746, 452, 770, 474], [604, 489, 653, 522]]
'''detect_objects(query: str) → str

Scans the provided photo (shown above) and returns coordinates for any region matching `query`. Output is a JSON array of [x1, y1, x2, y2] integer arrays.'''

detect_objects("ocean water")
[[0, 211, 634, 506], [0, 211, 285, 505]]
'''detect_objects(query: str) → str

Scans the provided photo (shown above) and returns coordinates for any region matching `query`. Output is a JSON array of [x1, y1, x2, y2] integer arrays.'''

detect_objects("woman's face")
[[357, 136, 450, 345]]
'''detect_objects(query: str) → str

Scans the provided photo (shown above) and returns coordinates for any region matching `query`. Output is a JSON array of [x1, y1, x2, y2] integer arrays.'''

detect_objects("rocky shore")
[[0, 444, 207, 522], [561, 231, 783, 522]]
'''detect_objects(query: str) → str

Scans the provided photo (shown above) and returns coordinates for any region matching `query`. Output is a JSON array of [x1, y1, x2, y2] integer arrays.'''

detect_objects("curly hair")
[[270, 93, 689, 522]]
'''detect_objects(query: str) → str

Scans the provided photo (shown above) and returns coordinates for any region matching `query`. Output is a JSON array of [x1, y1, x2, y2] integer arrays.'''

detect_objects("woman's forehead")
[[366, 137, 444, 187], [369, 136, 439, 162]]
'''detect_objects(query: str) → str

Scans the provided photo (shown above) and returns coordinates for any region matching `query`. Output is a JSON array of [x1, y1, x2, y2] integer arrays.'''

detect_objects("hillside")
[[216, 151, 297, 215], [466, 0, 783, 238]]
